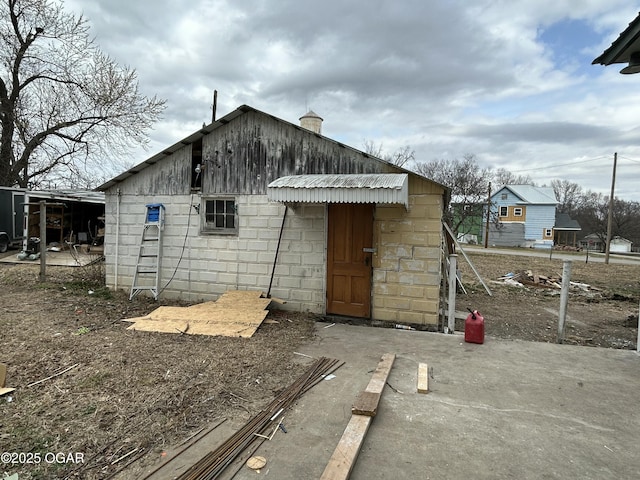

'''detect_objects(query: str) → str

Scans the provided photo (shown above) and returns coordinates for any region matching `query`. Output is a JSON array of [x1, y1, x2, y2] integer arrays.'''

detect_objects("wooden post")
[[447, 254, 457, 334], [557, 260, 572, 344], [637, 300, 639, 353], [39, 200, 47, 282], [484, 182, 491, 248]]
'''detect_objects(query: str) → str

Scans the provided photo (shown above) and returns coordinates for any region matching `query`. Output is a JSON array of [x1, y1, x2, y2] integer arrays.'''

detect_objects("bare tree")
[[0, 0, 166, 188], [551, 179, 583, 214], [362, 140, 415, 167], [414, 154, 492, 238], [493, 168, 534, 187]]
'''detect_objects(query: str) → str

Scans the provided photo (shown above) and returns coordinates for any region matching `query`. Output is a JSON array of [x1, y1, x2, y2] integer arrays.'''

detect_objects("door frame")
[[326, 203, 374, 318]]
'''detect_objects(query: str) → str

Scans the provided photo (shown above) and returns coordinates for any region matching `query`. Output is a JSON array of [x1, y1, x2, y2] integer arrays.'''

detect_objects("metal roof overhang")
[[267, 173, 409, 208]]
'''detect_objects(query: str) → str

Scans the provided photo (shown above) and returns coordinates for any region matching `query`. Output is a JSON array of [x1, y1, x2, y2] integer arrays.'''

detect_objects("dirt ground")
[[456, 251, 640, 349], [0, 260, 317, 480], [1, 250, 638, 479]]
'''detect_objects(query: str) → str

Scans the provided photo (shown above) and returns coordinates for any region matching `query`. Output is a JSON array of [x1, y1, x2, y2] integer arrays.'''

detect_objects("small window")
[[191, 138, 203, 190], [514, 207, 523, 216], [501, 194, 507, 200], [202, 197, 237, 234], [545, 228, 553, 237], [499, 206, 508, 217]]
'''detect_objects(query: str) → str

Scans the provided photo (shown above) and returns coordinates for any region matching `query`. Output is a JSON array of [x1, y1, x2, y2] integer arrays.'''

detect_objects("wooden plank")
[[0, 363, 15, 396], [351, 391, 380, 417], [417, 363, 429, 394], [363, 353, 395, 395], [321, 353, 395, 480], [320, 414, 372, 480]]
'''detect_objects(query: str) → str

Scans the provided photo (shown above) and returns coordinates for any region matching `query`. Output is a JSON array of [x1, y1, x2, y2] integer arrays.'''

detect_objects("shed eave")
[[267, 173, 409, 208]]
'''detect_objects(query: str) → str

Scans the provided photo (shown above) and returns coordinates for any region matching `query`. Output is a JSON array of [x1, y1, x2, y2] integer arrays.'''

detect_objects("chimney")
[[299, 110, 323, 134]]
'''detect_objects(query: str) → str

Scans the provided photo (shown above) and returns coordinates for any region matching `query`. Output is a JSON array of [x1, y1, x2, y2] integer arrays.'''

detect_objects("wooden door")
[[327, 203, 374, 317]]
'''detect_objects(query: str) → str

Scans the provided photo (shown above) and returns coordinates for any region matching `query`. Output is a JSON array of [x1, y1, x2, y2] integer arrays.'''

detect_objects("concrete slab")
[[141, 323, 640, 480], [0, 250, 98, 267]]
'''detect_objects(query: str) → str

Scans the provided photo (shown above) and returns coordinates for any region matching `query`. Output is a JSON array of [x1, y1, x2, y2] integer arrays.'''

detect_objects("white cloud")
[[61, 0, 640, 200]]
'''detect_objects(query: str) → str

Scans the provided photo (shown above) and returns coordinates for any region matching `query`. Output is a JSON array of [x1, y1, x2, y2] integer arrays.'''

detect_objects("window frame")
[[513, 207, 523, 217], [499, 206, 508, 217], [544, 228, 553, 238], [201, 196, 238, 235]]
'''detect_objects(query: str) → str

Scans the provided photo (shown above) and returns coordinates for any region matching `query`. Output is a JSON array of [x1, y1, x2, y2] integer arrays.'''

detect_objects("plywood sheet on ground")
[[124, 290, 272, 338]]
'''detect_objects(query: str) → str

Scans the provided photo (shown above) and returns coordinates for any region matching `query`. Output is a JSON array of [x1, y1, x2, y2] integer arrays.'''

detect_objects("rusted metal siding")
[[200, 110, 397, 195]]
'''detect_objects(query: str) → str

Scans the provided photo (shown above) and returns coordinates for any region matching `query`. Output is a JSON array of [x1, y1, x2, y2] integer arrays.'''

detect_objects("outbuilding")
[[98, 105, 449, 327]]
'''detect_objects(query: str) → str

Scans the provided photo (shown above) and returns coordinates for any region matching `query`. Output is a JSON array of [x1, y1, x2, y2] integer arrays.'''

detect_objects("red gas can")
[[464, 310, 484, 344]]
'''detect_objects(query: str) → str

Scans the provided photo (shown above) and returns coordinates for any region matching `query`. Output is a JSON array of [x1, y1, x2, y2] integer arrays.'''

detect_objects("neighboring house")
[[451, 202, 484, 244], [483, 185, 558, 248], [593, 12, 640, 74], [580, 234, 633, 253], [553, 212, 582, 248], [579, 233, 604, 252], [98, 105, 449, 327]]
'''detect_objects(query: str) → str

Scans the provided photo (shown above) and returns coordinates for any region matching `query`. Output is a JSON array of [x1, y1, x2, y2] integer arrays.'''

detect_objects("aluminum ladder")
[[130, 203, 165, 300]]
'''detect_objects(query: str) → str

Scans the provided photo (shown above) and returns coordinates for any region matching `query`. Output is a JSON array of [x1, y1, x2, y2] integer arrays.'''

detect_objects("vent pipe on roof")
[[299, 110, 323, 134]]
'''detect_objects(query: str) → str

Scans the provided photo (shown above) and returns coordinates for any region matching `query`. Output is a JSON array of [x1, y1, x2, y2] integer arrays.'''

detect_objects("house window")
[[501, 194, 507, 200], [499, 206, 508, 217], [514, 207, 523, 216], [202, 197, 237, 234], [544, 228, 553, 238]]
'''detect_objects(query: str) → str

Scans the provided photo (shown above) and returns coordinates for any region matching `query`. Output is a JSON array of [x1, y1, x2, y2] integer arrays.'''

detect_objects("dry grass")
[[0, 263, 316, 480]]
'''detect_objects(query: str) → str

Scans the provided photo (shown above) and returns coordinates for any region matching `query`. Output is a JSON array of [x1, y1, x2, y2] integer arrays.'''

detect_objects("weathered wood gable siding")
[[201, 110, 397, 195], [115, 148, 191, 196]]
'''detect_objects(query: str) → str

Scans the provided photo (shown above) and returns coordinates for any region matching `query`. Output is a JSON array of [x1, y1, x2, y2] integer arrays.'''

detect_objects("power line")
[[514, 156, 608, 173], [618, 155, 640, 164]]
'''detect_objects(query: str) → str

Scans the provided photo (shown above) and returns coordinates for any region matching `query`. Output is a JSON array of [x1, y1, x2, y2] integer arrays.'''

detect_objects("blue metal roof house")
[[483, 185, 558, 248]]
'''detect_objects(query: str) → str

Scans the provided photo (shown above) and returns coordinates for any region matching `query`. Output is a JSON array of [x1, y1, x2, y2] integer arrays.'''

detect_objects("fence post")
[[557, 260, 572, 344], [447, 254, 457, 334]]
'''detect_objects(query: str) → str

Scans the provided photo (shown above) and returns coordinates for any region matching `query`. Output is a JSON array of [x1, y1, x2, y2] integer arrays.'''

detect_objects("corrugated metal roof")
[[501, 185, 558, 205], [26, 189, 105, 204], [267, 173, 409, 207]]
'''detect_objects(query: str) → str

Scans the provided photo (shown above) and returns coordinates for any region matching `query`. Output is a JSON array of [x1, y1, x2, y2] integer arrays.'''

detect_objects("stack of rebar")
[[176, 356, 343, 480]]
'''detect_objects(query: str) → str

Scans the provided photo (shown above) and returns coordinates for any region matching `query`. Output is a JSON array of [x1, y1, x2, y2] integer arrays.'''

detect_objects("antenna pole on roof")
[[212, 90, 218, 123]]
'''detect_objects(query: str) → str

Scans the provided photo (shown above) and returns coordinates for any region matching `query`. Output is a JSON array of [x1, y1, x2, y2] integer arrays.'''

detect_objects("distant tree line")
[[375, 151, 640, 250]]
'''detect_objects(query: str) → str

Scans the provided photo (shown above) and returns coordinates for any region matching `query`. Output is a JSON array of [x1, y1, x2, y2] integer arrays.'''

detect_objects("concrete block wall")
[[372, 193, 443, 326], [104, 192, 327, 312]]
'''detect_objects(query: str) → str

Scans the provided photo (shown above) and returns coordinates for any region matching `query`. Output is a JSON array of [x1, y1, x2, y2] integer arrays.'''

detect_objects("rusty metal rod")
[[176, 357, 342, 480]]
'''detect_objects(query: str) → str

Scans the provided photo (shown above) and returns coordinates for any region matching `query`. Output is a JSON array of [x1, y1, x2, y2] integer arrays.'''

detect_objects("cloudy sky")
[[65, 0, 640, 200]]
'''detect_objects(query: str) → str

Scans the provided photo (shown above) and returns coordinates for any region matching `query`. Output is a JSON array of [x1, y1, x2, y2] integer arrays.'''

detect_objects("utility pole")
[[604, 152, 617, 264], [484, 182, 491, 248], [211, 90, 218, 123]]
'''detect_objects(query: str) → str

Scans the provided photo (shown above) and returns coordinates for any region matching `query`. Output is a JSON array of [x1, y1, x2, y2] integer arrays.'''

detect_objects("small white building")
[[610, 236, 633, 253]]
